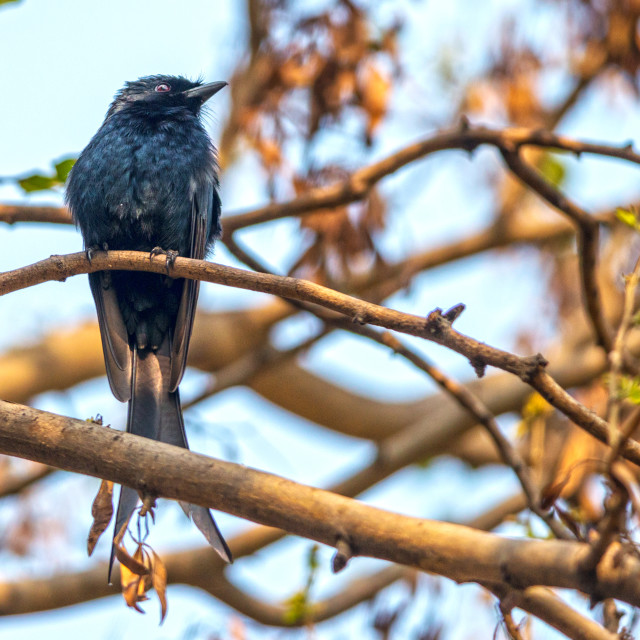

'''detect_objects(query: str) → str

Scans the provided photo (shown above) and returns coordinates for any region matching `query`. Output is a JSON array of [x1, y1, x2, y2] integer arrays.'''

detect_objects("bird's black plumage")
[[66, 75, 231, 576]]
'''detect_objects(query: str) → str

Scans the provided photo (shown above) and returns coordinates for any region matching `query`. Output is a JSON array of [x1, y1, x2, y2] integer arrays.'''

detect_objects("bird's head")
[[106, 75, 227, 120]]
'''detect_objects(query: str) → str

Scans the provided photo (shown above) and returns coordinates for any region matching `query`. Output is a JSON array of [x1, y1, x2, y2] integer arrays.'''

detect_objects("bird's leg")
[[85, 242, 109, 264], [138, 494, 157, 520], [150, 246, 179, 275]]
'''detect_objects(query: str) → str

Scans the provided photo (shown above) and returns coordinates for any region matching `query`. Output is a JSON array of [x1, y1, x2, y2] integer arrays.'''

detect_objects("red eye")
[[155, 83, 171, 92]]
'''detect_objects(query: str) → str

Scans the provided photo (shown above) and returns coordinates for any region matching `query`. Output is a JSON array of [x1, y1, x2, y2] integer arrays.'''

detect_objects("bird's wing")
[[89, 272, 132, 402], [169, 179, 219, 391]]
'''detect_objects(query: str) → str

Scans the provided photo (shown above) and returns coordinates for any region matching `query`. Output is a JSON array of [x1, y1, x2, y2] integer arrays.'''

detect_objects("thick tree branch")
[[0, 494, 525, 621], [0, 400, 640, 608]]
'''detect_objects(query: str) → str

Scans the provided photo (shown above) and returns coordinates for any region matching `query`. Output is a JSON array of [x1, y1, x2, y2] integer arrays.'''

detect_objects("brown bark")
[[0, 401, 639, 609]]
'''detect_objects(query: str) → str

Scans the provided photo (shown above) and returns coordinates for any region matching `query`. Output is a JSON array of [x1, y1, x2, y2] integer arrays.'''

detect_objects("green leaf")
[[616, 207, 640, 232], [54, 158, 76, 182], [15, 156, 77, 193], [283, 591, 309, 624], [18, 174, 57, 192], [617, 375, 640, 404], [538, 153, 566, 188], [0, 0, 22, 6], [307, 544, 319, 572]]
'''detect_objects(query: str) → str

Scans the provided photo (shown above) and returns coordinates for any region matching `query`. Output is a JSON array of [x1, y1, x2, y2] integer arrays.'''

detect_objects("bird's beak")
[[184, 81, 228, 103]]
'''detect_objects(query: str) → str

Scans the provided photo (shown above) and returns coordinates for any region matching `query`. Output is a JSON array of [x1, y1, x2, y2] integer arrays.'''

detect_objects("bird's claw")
[[86, 243, 109, 264], [150, 246, 179, 274]]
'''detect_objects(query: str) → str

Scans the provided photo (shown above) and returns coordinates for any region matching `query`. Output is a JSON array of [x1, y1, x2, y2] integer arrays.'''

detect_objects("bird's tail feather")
[[109, 340, 231, 583]]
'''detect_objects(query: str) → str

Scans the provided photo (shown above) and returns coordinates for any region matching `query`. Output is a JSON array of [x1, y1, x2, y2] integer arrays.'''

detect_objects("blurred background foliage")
[[1, 0, 640, 638]]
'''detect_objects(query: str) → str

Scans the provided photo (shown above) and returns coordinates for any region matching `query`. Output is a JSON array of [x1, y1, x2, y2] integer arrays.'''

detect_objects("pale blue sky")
[[1, 1, 640, 638]]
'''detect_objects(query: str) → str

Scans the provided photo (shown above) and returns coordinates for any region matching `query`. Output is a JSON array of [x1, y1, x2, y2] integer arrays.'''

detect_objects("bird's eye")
[[155, 83, 171, 93]]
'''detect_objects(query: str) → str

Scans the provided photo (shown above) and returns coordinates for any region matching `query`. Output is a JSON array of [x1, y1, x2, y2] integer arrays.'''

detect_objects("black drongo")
[[66, 75, 231, 577]]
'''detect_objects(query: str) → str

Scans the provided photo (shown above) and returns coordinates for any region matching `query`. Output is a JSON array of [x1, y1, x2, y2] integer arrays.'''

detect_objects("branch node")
[[470, 356, 487, 378], [352, 312, 367, 325], [520, 353, 548, 382], [139, 493, 157, 520], [332, 536, 353, 573], [425, 307, 446, 335], [443, 303, 465, 324]]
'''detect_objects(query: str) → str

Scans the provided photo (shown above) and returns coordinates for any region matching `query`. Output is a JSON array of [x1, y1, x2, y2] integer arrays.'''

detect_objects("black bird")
[[66, 75, 232, 574]]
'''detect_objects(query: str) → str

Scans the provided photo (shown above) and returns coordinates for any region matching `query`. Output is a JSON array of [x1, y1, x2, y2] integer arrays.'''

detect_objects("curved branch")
[[346, 325, 571, 540], [501, 150, 611, 351], [489, 584, 619, 640], [223, 124, 640, 231], [0, 400, 639, 608], [0, 250, 635, 464], [1, 125, 637, 233]]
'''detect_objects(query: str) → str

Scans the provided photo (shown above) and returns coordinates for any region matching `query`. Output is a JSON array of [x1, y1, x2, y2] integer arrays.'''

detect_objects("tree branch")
[[501, 150, 611, 351], [344, 325, 572, 540], [0, 493, 524, 621], [1, 125, 636, 233], [0, 400, 640, 608], [490, 584, 620, 640], [1, 250, 636, 465], [223, 123, 640, 231]]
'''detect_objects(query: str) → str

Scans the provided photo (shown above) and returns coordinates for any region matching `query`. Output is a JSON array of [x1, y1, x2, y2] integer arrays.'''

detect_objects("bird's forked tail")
[[109, 339, 231, 582]]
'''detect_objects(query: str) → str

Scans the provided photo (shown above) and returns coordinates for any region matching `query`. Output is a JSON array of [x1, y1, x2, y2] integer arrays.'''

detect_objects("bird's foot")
[[139, 494, 157, 522], [150, 246, 179, 274], [85, 242, 109, 264]]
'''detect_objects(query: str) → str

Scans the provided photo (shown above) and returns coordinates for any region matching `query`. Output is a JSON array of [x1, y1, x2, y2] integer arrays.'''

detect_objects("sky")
[[2, 1, 640, 639]]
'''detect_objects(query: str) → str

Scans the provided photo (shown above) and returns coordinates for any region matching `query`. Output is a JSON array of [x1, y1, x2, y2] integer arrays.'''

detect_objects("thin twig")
[[489, 584, 620, 640], [500, 602, 525, 640], [606, 256, 640, 459], [348, 327, 573, 540], [500, 149, 611, 352]]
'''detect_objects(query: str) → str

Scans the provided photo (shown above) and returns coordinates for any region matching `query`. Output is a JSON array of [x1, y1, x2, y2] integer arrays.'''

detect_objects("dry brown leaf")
[[279, 51, 321, 88], [554, 505, 583, 539], [119, 545, 158, 616], [115, 543, 150, 576], [118, 543, 169, 622], [151, 550, 168, 623], [122, 577, 146, 614], [255, 137, 282, 171], [365, 187, 386, 230], [359, 62, 391, 143], [120, 548, 149, 614], [505, 76, 540, 126], [87, 479, 113, 556], [553, 428, 602, 498], [541, 456, 604, 510], [5, 517, 35, 557]]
